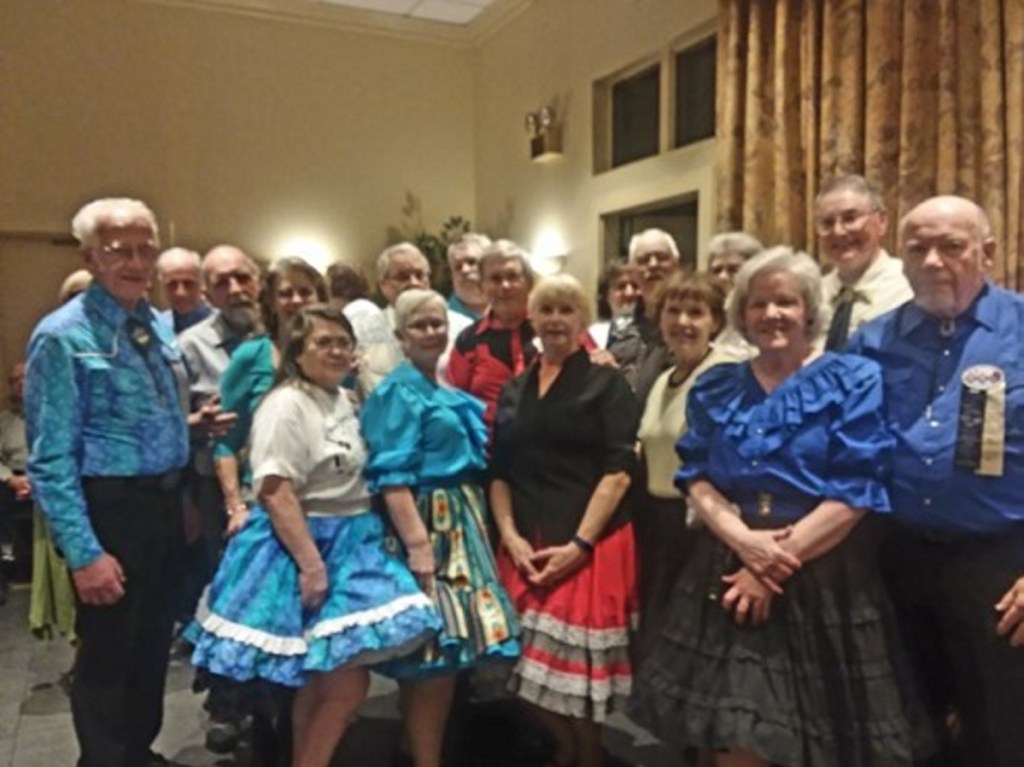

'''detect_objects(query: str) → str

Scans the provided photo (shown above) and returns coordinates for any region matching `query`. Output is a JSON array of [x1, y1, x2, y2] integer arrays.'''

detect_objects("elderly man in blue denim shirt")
[[848, 195, 1024, 767], [25, 197, 190, 767]]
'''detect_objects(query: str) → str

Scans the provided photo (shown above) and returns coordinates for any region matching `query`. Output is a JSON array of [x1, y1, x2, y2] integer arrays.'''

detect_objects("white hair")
[[71, 198, 158, 247], [393, 288, 447, 332], [728, 246, 825, 342], [156, 247, 201, 279], [376, 242, 428, 281], [628, 228, 679, 262]]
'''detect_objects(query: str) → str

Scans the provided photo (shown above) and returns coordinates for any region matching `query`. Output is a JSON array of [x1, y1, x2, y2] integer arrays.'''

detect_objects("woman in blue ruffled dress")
[[632, 248, 933, 767], [361, 288, 521, 767], [189, 305, 442, 767]]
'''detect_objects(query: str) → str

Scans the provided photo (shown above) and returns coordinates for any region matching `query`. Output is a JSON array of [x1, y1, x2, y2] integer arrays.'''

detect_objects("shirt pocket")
[[76, 355, 151, 421]]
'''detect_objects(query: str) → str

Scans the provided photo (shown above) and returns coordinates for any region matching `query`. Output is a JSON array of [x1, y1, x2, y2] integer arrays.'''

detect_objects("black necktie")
[[825, 286, 857, 351]]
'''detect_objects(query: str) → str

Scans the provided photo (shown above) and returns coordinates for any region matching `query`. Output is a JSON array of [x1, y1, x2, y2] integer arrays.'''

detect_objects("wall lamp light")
[[525, 106, 562, 162]]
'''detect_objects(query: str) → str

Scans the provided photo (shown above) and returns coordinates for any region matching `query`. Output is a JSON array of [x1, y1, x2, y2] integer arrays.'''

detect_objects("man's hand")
[[995, 575, 1024, 646], [8, 475, 31, 500], [588, 349, 619, 369], [72, 553, 126, 606], [188, 395, 238, 440]]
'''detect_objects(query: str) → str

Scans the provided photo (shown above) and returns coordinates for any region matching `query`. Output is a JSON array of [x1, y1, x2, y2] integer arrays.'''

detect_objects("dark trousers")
[[881, 522, 1024, 767], [176, 473, 226, 622], [72, 477, 182, 767], [0, 482, 33, 579]]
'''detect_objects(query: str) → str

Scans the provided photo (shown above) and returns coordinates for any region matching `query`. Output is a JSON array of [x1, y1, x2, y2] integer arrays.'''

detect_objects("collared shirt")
[[847, 282, 1024, 535], [0, 406, 27, 482], [447, 292, 483, 321], [178, 312, 254, 475], [820, 250, 913, 342], [357, 305, 472, 394], [158, 303, 213, 335], [25, 283, 190, 568], [446, 310, 538, 432]]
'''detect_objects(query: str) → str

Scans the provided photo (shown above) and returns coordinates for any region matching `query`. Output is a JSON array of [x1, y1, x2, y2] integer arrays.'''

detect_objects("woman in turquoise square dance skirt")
[[188, 305, 442, 767], [361, 289, 521, 767]]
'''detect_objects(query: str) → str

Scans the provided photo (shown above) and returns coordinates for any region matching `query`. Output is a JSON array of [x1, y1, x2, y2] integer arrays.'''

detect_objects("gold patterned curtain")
[[715, 0, 1024, 289]]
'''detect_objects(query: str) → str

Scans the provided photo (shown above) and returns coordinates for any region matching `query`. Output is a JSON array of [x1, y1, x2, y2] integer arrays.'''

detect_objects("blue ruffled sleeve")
[[674, 362, 743, 491], [823, 355, 893, 512], [361, 377, 425, 492]]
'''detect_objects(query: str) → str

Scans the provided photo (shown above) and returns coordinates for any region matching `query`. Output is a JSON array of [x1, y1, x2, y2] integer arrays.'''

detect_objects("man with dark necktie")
[[26, 198, 190, 767], [815, 174, 912, 350]]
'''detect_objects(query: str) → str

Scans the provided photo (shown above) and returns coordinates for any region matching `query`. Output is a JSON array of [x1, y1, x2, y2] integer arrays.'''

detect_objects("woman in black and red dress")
[[490, 274, 639, 767]]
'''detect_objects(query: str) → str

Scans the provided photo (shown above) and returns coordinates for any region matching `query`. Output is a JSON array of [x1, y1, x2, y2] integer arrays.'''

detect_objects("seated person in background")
[[632, 247, 933, 767], [446, 232, 492, 321], [0, 361, 30, 603], [587, 261, 640, 350]]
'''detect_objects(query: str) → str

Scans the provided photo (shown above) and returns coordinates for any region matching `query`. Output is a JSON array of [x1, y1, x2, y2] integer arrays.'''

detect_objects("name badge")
[[954, 365, 1006, 476]]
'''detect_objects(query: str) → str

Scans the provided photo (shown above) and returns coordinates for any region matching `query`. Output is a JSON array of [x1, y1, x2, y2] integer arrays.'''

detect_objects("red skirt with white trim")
[[497, 523, 638, 722]]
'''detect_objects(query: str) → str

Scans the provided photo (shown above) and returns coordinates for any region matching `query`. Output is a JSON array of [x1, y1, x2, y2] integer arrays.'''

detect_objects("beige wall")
[[0, 0, 476, 263], [472, 0, 718, 293], [0, 0, 717, 363]]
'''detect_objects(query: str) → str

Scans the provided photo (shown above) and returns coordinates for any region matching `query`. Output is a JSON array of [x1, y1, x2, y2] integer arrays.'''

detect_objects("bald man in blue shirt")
[[848, 195, 1024, 767], [26, 198, 190, 767]]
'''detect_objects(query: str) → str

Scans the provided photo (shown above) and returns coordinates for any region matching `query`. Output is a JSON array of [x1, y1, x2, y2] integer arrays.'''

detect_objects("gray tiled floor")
[[0, 586, 670, 767]]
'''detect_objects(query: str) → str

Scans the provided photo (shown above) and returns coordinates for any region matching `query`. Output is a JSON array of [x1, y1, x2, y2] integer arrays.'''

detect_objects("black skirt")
[[630, 517, 936, 767]]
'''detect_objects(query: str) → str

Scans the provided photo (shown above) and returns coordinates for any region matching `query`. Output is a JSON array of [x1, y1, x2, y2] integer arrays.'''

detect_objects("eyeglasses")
[[309, 336, 354, 352], [815, 209, 875, 235], [485, 270, 525, 286], [386, 269, 430, 284], [209, 271, 256, 291], [95, 242, 160, 263], [633, 250, 675, 267]]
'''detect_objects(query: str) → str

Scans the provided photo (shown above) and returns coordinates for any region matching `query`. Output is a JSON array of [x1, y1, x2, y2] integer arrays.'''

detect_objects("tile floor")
[[0, 586, 670, 767]]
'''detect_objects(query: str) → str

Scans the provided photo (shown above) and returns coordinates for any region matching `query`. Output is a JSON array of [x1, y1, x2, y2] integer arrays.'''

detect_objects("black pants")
[[176, 473, 226, 622], [72, 477, 182, 767], [881, 522, 1024, 767], [0, 482, 33, 579]]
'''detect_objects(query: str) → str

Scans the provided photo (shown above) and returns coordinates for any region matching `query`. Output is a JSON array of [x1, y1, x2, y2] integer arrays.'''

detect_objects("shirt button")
[[924, 457, 933, 466], [751, 460, 759, 467], [937, 385, 945, 393], [942, 350, 950, 357], [923, 497, 932, 506], [930, 420, 940, 428]]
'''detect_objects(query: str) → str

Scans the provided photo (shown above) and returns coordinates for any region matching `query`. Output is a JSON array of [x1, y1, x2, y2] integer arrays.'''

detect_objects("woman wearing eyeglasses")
[[189, 305, 441, 767], [362, 288, 521, 767]]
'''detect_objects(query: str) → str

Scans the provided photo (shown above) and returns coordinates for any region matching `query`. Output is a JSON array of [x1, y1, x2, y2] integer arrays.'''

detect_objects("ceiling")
[[316, 0, 498, 26]]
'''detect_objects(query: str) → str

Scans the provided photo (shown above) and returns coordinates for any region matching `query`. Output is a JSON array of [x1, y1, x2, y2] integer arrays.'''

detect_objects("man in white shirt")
[[357, 242, 471, 392], [815, 174, 913, 349]]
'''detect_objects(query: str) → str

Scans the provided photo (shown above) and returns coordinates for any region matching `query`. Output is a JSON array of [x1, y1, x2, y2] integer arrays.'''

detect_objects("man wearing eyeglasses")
[[175, 247, 259, 638], [847, 195, 1024, 767], [607, 228, 682, 400], [24, 198, 190, 767], [356, 242, 471, 392], [816, 174, 913, 350]]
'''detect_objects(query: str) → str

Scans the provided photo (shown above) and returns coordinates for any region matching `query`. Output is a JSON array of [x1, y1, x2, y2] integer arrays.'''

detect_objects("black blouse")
[[492, 348, 639, 546]]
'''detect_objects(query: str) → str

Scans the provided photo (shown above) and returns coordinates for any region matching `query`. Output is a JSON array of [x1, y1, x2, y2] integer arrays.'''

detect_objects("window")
[[594, 32, 716, 173], [611, 65, 661, 168], [674, 37, 716, 147]]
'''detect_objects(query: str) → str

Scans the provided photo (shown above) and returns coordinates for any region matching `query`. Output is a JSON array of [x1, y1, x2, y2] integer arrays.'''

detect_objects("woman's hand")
[[299, 562, 328, 610], [734, 526, 801, 586], [528, 542, 588, 588], [407, 540, 436, 597], [721, 566, 775, 626], [502, 532, 539, 580], [225, 505, 250, 537]]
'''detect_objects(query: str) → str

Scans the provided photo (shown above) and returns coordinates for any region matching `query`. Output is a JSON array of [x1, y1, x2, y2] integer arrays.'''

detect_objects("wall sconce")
[[525, 106, 562, 162]]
